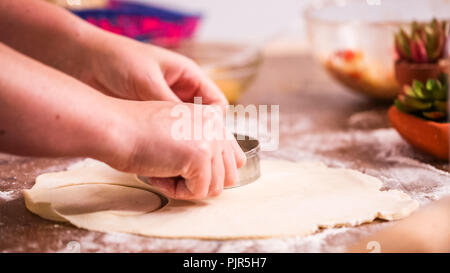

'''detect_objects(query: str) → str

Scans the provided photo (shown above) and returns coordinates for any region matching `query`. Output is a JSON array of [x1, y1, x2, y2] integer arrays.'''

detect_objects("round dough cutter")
[[229, 134, 260, 188]]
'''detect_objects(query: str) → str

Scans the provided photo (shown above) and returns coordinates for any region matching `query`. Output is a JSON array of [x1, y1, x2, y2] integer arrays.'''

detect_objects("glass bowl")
[[174, 41, 262, 104], [305, 0, 450, 100]]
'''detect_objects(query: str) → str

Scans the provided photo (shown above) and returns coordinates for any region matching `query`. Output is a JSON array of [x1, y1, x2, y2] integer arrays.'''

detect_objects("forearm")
[[0, 42, 119, 160], [0, 0, 98, 82]]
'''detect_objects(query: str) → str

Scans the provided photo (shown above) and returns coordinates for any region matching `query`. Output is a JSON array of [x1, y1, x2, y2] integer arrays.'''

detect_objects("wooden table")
[[1, 53, 449, 252]]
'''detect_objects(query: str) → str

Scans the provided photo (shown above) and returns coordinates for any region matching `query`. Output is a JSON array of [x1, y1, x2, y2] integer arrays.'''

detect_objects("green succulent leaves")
[[394, 74, 448, 122], [395, 19, 448, 63]]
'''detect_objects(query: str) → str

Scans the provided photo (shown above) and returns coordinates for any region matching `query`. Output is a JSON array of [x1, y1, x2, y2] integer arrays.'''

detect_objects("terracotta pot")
[[388, 106, 449, 160], [394, 59, 449, 87]]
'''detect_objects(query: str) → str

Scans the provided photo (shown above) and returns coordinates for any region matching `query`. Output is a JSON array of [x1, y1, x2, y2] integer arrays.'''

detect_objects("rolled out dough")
[[24, 159, 418, 239]]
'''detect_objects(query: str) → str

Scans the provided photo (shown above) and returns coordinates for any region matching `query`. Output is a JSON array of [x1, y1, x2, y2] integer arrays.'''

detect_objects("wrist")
[[66, 21, 105, 84], [77, 27, 128, 95], [81, 97, 137, 170]]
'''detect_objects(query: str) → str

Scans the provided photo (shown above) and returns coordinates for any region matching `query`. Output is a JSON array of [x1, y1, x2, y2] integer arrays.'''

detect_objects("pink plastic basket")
[[72, 0, 201, 47]]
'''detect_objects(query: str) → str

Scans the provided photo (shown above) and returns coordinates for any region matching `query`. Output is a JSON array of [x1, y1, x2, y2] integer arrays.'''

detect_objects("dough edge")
[[24, 159, 419, 240]]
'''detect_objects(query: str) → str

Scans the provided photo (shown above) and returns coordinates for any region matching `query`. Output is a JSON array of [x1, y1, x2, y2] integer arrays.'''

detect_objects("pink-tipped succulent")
[[395, 19, 448, 63]]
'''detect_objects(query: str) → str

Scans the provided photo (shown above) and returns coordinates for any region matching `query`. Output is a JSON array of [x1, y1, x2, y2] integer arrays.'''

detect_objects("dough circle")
[[24, 184, 163, 221], [24, 159, 418, 239]]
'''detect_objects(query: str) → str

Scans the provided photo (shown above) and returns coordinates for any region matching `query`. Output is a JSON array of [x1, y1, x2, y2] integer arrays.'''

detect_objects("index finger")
[[194, 67, 229, 108]]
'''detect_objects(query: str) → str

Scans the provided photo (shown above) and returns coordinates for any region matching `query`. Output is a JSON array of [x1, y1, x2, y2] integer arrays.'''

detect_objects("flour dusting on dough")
[[24, 159, 418, 240]]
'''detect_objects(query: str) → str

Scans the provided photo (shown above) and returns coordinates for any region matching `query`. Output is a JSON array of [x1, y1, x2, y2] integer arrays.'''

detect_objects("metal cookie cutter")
[[228, 134, 260, 188], [138, 134, 260, 190]]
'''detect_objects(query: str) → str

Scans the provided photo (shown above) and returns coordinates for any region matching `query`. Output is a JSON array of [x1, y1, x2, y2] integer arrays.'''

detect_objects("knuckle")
[[194, 141, 212, 159], [192, 190, 208, 199], [183, 57, 199, 69]]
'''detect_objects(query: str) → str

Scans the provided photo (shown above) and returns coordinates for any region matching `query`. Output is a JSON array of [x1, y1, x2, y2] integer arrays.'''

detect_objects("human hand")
[[103, 100, 246, 200], [0, 41, 243, 200], [0, 0, 226, 107], [83, 32, 228, 107]]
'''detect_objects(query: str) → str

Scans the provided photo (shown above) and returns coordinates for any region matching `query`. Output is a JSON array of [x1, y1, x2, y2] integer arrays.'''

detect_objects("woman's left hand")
[[82, 32, 228, 107]]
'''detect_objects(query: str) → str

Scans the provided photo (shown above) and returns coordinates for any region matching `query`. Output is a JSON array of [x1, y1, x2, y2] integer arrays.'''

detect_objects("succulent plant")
[[395, 19, 448, 63], [394, 73, 448, 122]]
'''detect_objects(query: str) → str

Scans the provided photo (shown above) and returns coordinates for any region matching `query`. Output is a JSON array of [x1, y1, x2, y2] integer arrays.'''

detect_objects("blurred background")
[[46, 0, 449, 103], [138, 0, 310, 45], [49, 0, 311, 44]]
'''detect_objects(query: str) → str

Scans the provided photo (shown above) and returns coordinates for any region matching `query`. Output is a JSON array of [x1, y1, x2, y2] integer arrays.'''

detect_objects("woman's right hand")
[[103, 100, 246, 200], [0, 36, 245, 200]]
